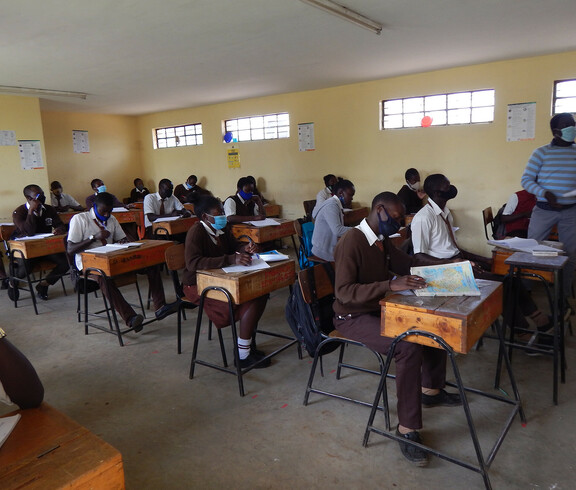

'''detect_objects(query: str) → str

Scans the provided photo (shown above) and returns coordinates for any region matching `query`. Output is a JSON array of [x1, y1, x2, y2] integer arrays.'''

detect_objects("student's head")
[[333, 179, 355, 208], [196, 195, 227, 231], [370, 191, 404, 237], [158, 179, 174, 199], [50, 181, 63, 196], [550, 113, 576, 143], [23, 184, 45, 204], [91, 179, 106, 193], [134, 178, 144, 189], [236, 177, 254, 199], [424, 174, 458, 206], [186, 175, 198, 187], [246, 176, 257, 187], [94, 192, 114, 218], [405, 168, 421, 189], [323, 174, 337, 189]]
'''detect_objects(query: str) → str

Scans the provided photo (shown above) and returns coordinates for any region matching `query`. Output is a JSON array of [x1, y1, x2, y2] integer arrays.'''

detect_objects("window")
[[154, 123, 203, 149], [224, 113, 290, 142], [381, 89, 495, 129], [553, 80, 576, 114]]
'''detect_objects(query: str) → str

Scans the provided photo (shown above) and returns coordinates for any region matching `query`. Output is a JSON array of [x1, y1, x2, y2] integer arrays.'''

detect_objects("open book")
[[410, 261, 480, 297], [84, 242, 143, 254]]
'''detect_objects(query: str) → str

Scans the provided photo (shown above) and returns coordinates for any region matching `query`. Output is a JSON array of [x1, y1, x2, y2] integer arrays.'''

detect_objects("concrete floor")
[[1, 259, 575, 490]]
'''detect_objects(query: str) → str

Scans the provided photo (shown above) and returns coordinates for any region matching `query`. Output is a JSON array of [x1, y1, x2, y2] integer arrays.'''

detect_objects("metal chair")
[[482, 206, 494, 240]]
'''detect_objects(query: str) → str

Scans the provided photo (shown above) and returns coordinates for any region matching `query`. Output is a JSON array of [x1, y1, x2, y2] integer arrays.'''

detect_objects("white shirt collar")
[[331, 194, 344, 210], [200, 220, 224, 244], [236, 193, 247, 204], [356, 218, 380, 247], [428, 198, 450, 218], [25, 202, 44, 216]]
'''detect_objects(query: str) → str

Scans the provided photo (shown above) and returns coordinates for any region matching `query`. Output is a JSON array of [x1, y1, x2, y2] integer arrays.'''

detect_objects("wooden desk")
[[197, 260, 296, 304], [380, 280, 503, 354], [389, 226, 410, 249], [8, 234, 66, 259], [0, 403, 124, 489], [152, 216, 198, 236], [231, 219, 296, 244], [343, 207, 369, 226], [58, 211, 81, 225], [183, 203, 195, 213], [80, 239, 173, 277], [491, 247, 554, 281], [0, 224, 15, 242], [263, 203, 281, 217]]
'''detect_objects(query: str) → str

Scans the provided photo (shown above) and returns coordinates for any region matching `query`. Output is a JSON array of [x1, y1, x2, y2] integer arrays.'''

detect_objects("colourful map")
[[410, 261, 480, 296]]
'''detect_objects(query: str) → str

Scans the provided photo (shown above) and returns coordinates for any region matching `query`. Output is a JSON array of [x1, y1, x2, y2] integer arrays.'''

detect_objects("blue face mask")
[[377, 207, 401, 238], [239, 189, 253, 201], [184, 182, 192, 190], [560, 126, 576, 143], [93, 204, 109, 222], [96, 185, 107, 193], [208, 214, 227, 230]]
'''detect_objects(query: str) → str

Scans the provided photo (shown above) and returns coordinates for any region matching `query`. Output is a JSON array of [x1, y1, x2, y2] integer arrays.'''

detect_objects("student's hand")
[[244, 241, 258, 255], [234, 252, 252, 266], [95, 229, 111, 241], [29, 197, 42, 213], [125, 204, 135, 209], [389, 275, 426, 291], [53, 227, 67, 236], [252, 215, 265, 221], [544, 191, 559, 207], [117, 237, 129, 244], [181, 209, 192, 218]]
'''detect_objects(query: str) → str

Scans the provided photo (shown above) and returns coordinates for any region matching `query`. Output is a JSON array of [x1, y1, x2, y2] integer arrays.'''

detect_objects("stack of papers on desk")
[[112, 207, 129, 213], [257, 250, 290, 262], [85, 242, 143, 254], [487, 237, 561, 255], [244, 218, 281, 227], [222, 258, 270, 273], [410, 261, 480, 297], [14, 233, 54, 240]]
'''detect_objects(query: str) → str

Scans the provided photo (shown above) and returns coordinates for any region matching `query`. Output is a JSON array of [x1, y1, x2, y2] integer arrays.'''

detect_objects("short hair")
[[90, 178, 102, 189], [194, 195, 222, 219], [371, 191, 401, 210], [159, 178, 172, 188], [423, 174, 448, 197], [323, 174, 336, 186], [187, 175, 197, 183], [50, 180, 62, 190], [23, 184, 41, 197], [133, 178, 143, 186], [551, 112, 575, 131], [246, 176, 256, 186], [405, 168, 419, 181], [237, 177, 251, 190], [94, 192, 114, 208], [333, 179, 354, 195]]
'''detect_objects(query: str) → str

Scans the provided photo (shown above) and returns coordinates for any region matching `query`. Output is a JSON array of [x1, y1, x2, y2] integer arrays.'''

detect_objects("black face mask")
[[438, 185, 458, 201], [377, 207, 401, 237]]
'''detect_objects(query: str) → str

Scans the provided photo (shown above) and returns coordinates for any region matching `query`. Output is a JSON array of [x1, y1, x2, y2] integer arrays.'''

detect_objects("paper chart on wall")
[[18, 140, 44, 170], [506, 102, 536, 142]]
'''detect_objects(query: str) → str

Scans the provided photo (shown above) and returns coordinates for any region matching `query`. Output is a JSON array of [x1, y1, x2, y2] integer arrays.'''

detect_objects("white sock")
[[238, 338, 251, 360]]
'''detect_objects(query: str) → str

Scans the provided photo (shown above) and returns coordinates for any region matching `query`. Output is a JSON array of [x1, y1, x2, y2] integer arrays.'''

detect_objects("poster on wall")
[[506, 102, 536, 142], [73, 130, 90, 153], [0, 130, 16, 146], [227, 147, 240, 168], [298, 122, 315, 151], [18, 140, 44, 170]]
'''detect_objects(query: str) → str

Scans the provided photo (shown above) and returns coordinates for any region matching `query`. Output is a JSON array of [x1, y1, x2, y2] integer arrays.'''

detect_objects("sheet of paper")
[[155, 216, 181, 222], [410, 261, 481, 296], [14, 233, 54, 240], [244, 218, 281, 227], [84, 242, 142, 254], [0, 414, 21, 448], [18, 140, 44, 170], [222, 258, 270, 273], [0, 130, 16, 146], [257, 250, 290, 262], [112, 207, 129, 213], [563, 189, 576, 197], [487, 237, 560, 253]]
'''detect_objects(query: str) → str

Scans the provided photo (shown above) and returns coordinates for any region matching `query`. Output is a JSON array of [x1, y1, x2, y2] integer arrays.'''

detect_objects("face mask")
[[36, 194, 46, 205], [438, 185, 458, 201], [407, 180, 421, 191], [378, 207, 401, 237], [560, 126, 576, 143], [184, 182, 192, 190], [338, 195, 346, 207], [239, 189, 253, 201], [93, 204, 109, 222], [208, 214, 227, 230], [96, 185, 107, 193]]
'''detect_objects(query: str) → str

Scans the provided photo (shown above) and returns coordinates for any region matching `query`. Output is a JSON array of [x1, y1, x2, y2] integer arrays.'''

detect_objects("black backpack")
[[492, 203, 506, 239], [285, 263, 339, 358]]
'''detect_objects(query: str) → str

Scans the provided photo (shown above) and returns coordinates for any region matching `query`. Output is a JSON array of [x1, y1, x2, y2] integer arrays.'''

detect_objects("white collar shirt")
[[411, 198, 459, 259], [143, 192, 184, 227]]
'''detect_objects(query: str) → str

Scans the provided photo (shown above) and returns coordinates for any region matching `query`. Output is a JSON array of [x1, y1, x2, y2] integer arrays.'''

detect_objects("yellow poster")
[[227, 148, 240, 168]]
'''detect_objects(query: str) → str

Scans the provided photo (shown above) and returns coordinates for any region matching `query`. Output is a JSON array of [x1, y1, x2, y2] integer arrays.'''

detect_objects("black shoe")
[[234, 352, 271, 369], [155, 300, 180, 321], [395, 428, 428, 467], [0, 278, 9, 290], [526, 333, 554, 356], [250, 345, 266, 357], [35, 284, 49, 301], [7, 282, 19, 302], [128, 314, 144, 333], [422, 389, 462, 408]]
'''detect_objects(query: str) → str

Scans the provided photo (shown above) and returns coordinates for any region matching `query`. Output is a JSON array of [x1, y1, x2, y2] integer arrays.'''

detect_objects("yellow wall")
[[41, 111, 141, 206], [0, 95, 49, 221], [136, 50, 576, 255]]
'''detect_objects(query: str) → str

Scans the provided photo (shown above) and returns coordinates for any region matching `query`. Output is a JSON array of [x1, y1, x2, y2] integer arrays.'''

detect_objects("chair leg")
[[216, 323, 227, 366], [135, 279, 146, 317]]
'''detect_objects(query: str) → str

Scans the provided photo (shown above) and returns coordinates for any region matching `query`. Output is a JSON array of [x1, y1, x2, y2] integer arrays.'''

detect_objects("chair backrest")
[[295, 220, 315, 269], [165, 243, 186, 298], [297, 263, 334, 305], [482, 207, 494, 240], [303, 200, 316, 220]]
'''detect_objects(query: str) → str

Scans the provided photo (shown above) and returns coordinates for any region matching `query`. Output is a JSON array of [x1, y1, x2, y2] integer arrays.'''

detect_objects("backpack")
[[492, 203, 506, 240], [296, 218, 315, 269], [285, 263, 339, 358]]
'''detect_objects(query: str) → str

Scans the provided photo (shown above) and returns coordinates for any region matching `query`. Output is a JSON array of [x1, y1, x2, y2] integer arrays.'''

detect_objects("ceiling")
[[2, 0, 576, 116]]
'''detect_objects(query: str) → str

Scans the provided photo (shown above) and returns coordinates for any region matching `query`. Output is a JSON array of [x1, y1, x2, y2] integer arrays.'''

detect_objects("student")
[[181, 195, 270, 368], [316, 174, 338, 205], [333, 192, 461, 466], [311, 179, 354, 262], [50, 181, 84, 212], [85, 179, 125, 209], [143, 178, 190, 231], [11, 184, 69, 301], [521, 112, 576, 301], [246, 176, 268, 204], [501, 189, 537, 238], [223, 177, 266, 224], [0, 327, 44, 409], [397, 168, 426, 215], [68, 192, 179, 332], [129, 178, 150, 203], [174, 175, 208, 204]]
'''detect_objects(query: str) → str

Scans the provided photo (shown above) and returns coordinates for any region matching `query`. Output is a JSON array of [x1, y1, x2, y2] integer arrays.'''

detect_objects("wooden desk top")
[[80, 239, 174, 277], [343, 207, 369, 226], [8, 234, 66, 259], [152, 216, 198, 236], [389, 227, 410, 248], [0, 403, 124, 489], [231, 219, 296, 243], [57, 211, 81, 224], [505, 251, 569, 271], [263, 203, 281, 217], [196, 260, 296, 304], [491, 248, 555, 281], [0, 224, 15, 241], [381, 280, 503, 354]]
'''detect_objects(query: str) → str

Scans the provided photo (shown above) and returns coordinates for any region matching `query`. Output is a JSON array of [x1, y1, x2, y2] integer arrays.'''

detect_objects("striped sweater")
[[521, 143, 576, 205]]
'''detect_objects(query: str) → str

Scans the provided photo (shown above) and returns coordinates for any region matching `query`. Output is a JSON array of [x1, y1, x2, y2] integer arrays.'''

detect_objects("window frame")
[[153, 123, 203, 149], [224, 112, 290, 142], [552, 79, 576, 115]]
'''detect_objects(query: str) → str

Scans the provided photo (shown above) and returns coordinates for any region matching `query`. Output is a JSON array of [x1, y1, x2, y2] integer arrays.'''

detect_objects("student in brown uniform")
[[333, 191, 461, 467], [182, 195, 270, 368], [223, 177, 266, 224]]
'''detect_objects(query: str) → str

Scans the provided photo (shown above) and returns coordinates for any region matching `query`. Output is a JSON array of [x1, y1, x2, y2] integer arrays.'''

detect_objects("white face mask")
[[407, 180, 421, 191]]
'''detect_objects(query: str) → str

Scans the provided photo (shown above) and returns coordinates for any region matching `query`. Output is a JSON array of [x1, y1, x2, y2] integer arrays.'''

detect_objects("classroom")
[[1, 2, 576, 489]]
